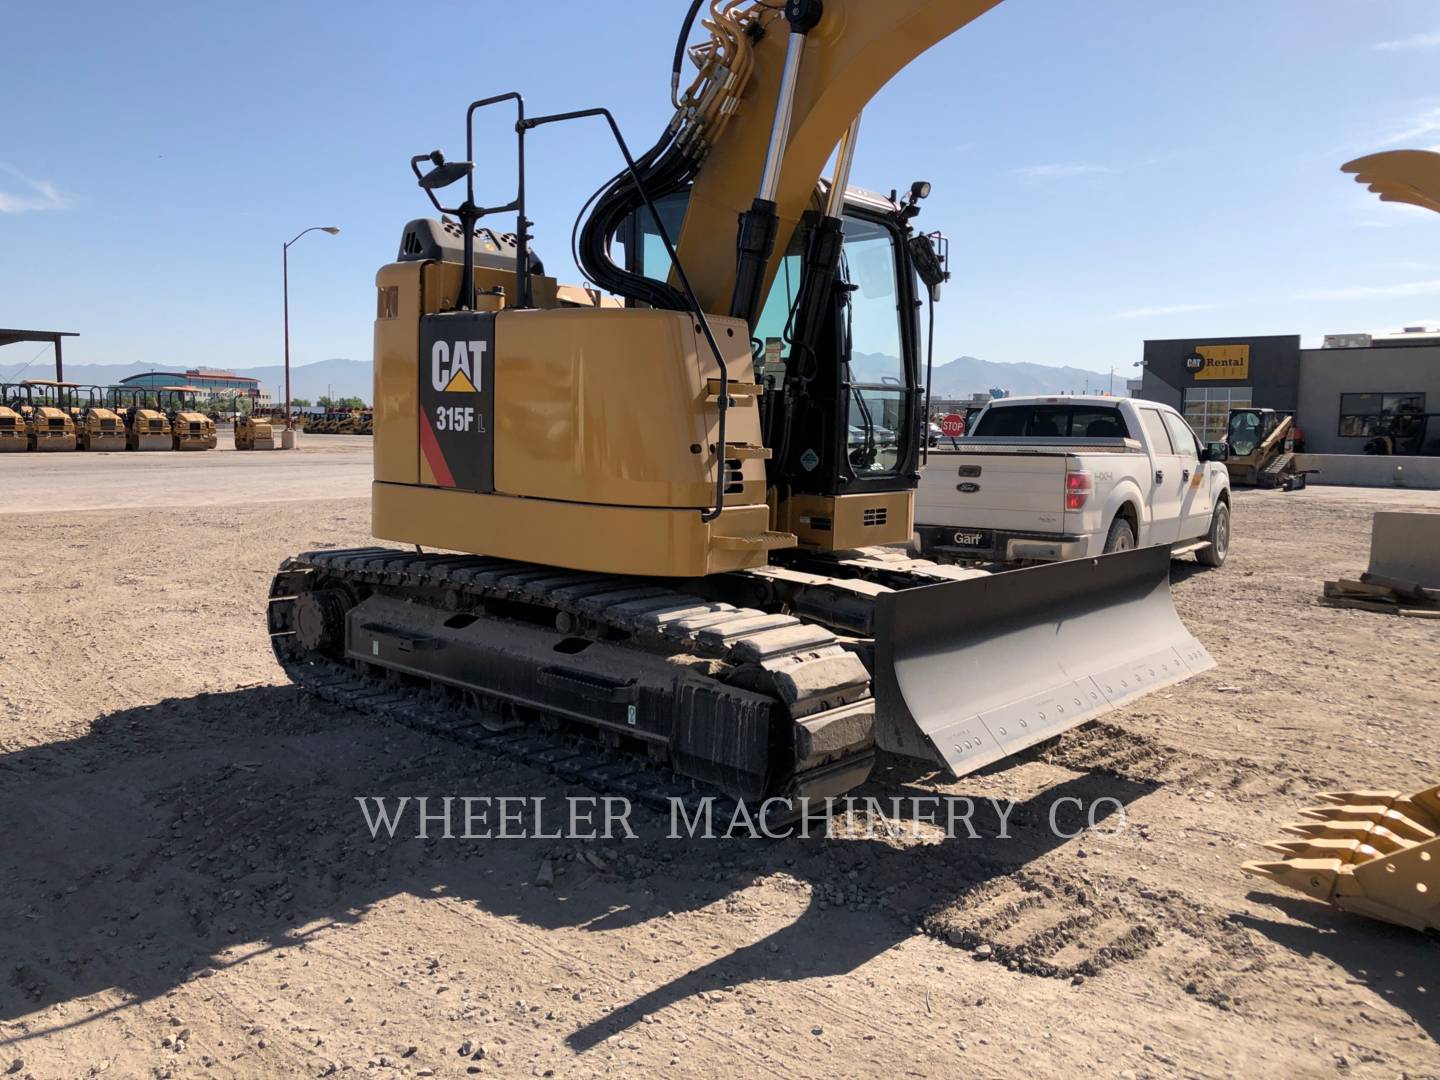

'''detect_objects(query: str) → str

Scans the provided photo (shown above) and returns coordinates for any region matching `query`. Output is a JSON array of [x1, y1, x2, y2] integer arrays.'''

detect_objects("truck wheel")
[[1196, 502, 1229, 568], [1103, 518, 1135, 553]]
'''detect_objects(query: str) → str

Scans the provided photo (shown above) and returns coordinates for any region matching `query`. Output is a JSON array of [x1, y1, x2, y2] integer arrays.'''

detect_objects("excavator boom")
[[672, 0, 1003, 315]]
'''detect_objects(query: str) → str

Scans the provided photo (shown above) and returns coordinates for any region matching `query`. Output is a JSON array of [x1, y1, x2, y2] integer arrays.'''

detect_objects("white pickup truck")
[[914, 395, 1232, 567]]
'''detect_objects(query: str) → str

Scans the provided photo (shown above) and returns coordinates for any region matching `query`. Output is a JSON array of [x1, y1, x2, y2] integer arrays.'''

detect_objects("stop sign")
[[939, 413, 965, 438]]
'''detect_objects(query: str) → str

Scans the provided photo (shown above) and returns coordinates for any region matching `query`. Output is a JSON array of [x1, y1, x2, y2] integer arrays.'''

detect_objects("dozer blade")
[[870, 545, 1212, 776], [1244, 785, 1440, 933]]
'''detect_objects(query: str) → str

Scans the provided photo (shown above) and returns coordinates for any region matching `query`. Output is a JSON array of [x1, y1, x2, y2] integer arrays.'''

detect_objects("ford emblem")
[[957, 482, 981, 493]]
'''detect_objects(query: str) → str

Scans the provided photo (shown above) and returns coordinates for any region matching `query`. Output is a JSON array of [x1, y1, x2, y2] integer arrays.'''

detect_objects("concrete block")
[[1368, 511, 1440, 588], [1292, 454, 1440, 490]]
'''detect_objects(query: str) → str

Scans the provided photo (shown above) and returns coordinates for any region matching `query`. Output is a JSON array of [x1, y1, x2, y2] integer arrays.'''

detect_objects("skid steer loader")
[[268, 0, 1213, 814], [1224, 408, 1296, 488]]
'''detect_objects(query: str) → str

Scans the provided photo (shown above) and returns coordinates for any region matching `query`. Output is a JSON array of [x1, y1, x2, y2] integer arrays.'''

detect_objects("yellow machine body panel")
[[489, 307, 766, 510], [127, 409, 172, 451], [779, 491, 914, 551], [0, 405, 26, 451], [172, 411, 214, 450], [27, 405, 76, 451], [235, 415, 276, 450], [374, 486, 776, 578], [371, 261, 800, 576], [77, 408, 126, 451]]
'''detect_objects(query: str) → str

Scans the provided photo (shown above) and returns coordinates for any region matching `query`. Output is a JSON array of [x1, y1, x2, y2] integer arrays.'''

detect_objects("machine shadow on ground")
[[1236, 893, 1440, 1046], [1, 684, 1431, 1056]]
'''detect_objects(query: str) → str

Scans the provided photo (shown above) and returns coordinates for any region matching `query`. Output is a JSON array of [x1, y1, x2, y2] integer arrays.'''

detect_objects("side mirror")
[[419, 158, 473, 191], [908, 232, 949, 303], [1205, 441, 1229, 462]]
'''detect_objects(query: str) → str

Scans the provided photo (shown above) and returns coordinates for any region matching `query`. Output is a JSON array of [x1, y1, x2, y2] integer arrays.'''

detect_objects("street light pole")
[[282, 225, 340, 445]]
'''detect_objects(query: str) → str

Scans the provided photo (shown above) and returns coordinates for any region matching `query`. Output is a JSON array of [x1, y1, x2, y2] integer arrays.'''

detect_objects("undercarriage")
[[269, 545, 1209, 812]]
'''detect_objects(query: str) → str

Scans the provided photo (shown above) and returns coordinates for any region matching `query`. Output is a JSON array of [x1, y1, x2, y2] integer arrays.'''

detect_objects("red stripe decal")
[[418, 409, 456, 488]]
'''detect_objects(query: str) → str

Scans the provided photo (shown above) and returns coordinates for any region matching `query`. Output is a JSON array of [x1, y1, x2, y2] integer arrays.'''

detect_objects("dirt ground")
[[1, 447, 1438, 1079]]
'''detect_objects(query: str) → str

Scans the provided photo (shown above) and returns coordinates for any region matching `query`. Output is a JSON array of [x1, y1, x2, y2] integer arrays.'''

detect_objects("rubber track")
[[267, 547, 922, 813]]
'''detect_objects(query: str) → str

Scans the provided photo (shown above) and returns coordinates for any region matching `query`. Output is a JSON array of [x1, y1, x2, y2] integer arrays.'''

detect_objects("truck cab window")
[[973, 405, 1128, 439], [1162, 412, 1200, 458]]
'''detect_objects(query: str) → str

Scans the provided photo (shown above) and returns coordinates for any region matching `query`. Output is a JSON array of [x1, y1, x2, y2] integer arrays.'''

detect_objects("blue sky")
[[3, 0, 1439, 379]]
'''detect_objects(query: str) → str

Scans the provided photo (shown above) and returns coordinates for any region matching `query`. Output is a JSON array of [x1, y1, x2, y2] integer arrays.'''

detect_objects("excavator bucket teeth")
[[1316, 790, 1402, 804], [1245, 785, 1440, 933], [870, 545, 1212, 776], [1242, 858, 1342, 901], [1297, 806, 1435, 842]]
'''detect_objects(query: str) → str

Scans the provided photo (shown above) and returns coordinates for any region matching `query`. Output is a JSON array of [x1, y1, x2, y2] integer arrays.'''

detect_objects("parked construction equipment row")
[[290, 409, 373, 435], [1, 379, 225, 452]]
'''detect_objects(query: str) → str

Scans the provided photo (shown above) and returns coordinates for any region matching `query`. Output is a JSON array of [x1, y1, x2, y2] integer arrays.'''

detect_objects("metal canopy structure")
[[0, 328, 79, 381]]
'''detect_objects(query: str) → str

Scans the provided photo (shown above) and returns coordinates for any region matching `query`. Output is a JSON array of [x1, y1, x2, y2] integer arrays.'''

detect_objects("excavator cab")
[[615, 182, 934, 548]]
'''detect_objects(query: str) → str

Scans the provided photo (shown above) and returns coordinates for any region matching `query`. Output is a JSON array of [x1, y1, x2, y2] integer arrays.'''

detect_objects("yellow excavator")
[[1244, 150, 1440, 934], [268, 0, 1213, 813]]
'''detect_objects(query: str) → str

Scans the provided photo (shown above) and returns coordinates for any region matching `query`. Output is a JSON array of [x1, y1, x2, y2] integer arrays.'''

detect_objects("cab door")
[[1137, 406, 1184, 544], [1162, 411, 1212, 541]]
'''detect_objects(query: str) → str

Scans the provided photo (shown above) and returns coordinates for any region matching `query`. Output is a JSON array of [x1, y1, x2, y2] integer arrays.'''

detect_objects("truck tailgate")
[[917, 450, 1067, 530]]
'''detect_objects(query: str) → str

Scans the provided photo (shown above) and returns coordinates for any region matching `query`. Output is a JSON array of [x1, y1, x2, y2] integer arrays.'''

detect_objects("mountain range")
[[16, 353, 1122, 405], [854, 353, 1124, 399]]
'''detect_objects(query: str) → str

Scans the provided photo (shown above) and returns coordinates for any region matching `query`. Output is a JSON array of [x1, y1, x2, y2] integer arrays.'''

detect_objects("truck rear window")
[[972, 405, 1130, 439]]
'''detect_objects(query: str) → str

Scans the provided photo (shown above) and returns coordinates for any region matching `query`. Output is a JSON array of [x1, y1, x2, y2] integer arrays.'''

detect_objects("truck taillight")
[[1065, 469, 1091, 511]]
